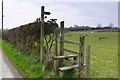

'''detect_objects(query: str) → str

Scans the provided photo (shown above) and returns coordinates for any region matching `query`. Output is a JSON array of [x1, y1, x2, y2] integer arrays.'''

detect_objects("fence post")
[[60, 21, 64, 56], [79, 35, 85, 78], [86, 45, 90, 78], [80, 36, 85, 67]]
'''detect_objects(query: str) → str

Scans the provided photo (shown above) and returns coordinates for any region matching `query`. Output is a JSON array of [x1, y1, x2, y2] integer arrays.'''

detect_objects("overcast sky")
[[0, 0, 119, 29]]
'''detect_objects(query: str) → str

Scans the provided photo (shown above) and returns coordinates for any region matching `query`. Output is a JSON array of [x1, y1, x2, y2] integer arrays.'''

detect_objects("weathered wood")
[[54, 28, 58, 74], [59, 70, 64, 77], [80, 36, 85, 67], [63, 40, 80, 45], [59, 64, 86, 77], [59, 64, 86, 71], [54, 20, 89, 78], [60, 21, 64, 56], [78, 36, 85, 78], [55, 28, 58, 56], [59, 64, 79, 71], [40, 6, 44, 62], [53, 55, 78, 60], [64, 48, 79, 54], [54, 59, 59, 74], [86, 45, 90, 78]]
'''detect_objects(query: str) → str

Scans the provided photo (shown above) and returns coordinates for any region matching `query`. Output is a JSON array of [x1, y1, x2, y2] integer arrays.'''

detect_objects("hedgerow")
[[3, 19, 58, 55]]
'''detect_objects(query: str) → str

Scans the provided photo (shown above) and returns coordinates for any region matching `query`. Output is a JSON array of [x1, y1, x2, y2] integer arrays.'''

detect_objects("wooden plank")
[[64, 48, 79, 54], [53, 55, 78, 60], [86, 45, 90, 78], [63, 40, 80, 45], [59, 64, 86, 71]]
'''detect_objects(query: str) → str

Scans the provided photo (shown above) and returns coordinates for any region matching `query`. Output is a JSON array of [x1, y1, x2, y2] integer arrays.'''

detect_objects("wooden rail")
[[64, 48, 79, 54], [63, 40, 80, 45], [53, 55, 78, 60]]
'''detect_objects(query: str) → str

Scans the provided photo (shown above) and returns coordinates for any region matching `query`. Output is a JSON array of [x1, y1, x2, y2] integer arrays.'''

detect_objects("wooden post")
[[60, 21, 64, 56], [86, 45, 90, 78], [80, 36, 85, 67], [79, 35, 85, 78], [54, 59, 59, 74], [54, 28, 59, 74], [59, 71, 64, 77], [55, 28, 58, 56], [40, 6, 44, 62], [79, 36, 81, 78]]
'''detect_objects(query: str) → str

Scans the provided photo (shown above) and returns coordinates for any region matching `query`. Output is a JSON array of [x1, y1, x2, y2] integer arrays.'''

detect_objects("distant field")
[[63, 31, 118, 78]]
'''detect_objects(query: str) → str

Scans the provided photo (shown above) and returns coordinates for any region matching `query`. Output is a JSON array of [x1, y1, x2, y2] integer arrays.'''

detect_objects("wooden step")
[[53, 55, 78, 60], [59, 64, 86, 71], [59, 64, 79, 71]]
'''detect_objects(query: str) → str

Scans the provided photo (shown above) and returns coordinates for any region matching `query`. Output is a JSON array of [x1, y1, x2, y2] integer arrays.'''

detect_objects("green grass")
[[1, 39, 42, 78], [0, 39, 58, 78], [0, 39, 76, 78], [64, 31, 118, 78]]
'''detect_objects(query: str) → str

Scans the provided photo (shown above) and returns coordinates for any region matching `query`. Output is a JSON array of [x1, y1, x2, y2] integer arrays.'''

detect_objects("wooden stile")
[[53, 21, 90, 78]]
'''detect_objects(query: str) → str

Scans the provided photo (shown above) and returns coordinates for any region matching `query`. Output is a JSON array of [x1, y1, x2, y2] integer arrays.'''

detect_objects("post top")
[[41, 6, 44, 8]]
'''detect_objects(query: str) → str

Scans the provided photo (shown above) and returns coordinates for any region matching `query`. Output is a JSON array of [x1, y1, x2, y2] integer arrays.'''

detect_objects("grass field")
[[64, 31, 118, 78]]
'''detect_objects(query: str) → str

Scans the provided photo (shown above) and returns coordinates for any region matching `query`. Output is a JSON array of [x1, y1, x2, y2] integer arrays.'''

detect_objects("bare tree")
[[44, 19, 58, 54]]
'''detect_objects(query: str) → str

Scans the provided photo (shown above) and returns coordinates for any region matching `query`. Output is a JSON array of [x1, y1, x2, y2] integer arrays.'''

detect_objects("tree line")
[[65, 23, 118, 31]]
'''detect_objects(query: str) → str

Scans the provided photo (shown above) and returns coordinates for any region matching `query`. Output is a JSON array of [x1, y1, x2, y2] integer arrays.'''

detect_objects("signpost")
[[40, 6, 51, 62]]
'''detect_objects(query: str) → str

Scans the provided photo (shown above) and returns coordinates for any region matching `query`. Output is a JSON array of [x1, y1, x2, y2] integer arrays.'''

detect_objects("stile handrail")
[[63, 40, 81, 45]]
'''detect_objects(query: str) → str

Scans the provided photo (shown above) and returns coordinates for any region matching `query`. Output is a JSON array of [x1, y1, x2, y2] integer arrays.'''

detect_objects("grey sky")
[[0, 0, 118, 29]]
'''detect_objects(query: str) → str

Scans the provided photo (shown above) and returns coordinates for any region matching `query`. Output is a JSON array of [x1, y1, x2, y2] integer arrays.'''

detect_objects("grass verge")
[[0, 39, 57, 78]]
